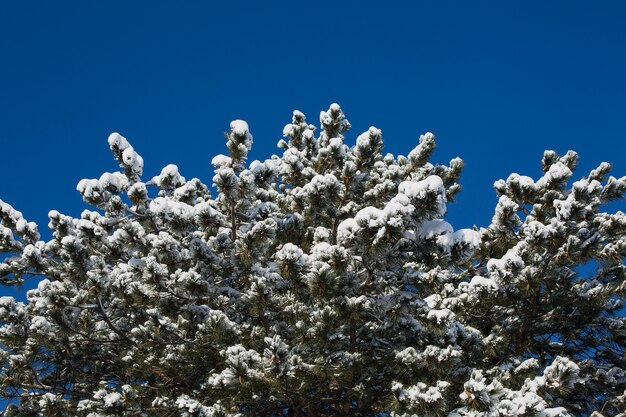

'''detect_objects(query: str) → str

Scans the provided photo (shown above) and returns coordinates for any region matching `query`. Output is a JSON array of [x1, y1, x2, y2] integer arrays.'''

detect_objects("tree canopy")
[[1, 104, 625, 416]]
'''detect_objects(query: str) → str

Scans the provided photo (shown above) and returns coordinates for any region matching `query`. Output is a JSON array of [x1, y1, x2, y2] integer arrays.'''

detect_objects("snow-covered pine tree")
[[1, 104, 625, 417]]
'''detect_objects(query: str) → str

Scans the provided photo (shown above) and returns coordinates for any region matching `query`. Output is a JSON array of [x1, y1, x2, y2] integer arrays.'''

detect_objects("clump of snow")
[[418, 219, 454, 249], [319, 103, 350, 135], [149, 197, 194, 224], [399, 175, 447, 216], [337, 194, 414, 245], [152, 164, 179, 184], [208, 345, 263, 387], [103, 392, 123, 407], [406, 132, 435, 167], [108, 132, 143, 176], [542, 356, 581, 389], [92, 389, 123, 408], [453, 228, 480, 248], [462, 275, 499, 300], [396, 347, 419, 366], [211, 154, 232, 168], [230, 120, 249, 136], [225, 120, 253, 164], [487, 242, 526, 286], [491, 195, 521, 230], [427, 308, 454, 325], [302, 174, 341, 197], [327, 137, 347, 157], [0, 200, 25, 224], [76, 172, 129, 202], [414, 220, 480, 259], [537, 161, 572, 188], [507, 173, 537, 192], [355, 127, 382, 153], [417, 219, 453, 240], [29, 316, 53, 336], [336, 218, 359, 243], [275, 243, 309, 269], [524, 220, 557, 240], [553, 194, 576, 221], [392, 380, 450, 407], [150, 164, 186, 191]]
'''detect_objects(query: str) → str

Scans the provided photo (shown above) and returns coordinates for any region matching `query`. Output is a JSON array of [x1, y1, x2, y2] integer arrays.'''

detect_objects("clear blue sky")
[[1, 1, 625, 298]]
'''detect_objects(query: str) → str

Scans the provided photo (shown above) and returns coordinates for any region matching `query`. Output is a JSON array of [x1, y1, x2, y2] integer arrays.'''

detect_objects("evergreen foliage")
[[1, 105, 625, 416]]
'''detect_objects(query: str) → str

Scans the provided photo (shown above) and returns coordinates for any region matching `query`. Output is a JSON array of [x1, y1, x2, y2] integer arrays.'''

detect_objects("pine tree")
[[1, 104, 625, 416]]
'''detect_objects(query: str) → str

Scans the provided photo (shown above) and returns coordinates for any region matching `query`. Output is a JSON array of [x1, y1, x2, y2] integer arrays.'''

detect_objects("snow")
[[469, 275, 498, 290], [0, 225, 14, 244], [395, 347, 419, 365], [108, 132, 144, 175], [427, 308, 453, 324], [161, 163, 179, 177], [589, 161, 612, 180], [336, 218, 359, 243], [417, 219, 453, 240], [149, 197, 194, 222], [356, 206, 384, 229], [103, 392, 123, 407], [319, 103, 345, 130], [414, 220, 480, 258], [230, 119, 249, 136], [465, 275, 499, 299], [107, 132, 127, 149], [515, 358, 540, 374], [507, 173, 537, 192], [302, 174, 341, 195], [393, 380, 450, 407], [0, 200, 24, 224], [554, 194, 575, 220], [453, 228, 480, 248], [491, 195, 521, 229], [29, 316, 53, 335], [313, 226, 331, 243], [76, 179, 99, 198], [77, 172, 129, 201], [282, 124, 294, 137], [424, 294, 441, 309], [208, 345, 264, 387], [127, 182, 147, 200], [422, 345, 462, 364], [487, 243, 526, 285], [345, 295, 371, 310], [536, 161, 572, 188], [151, 164, 185, 188], [337, 194, 413, 245], [327, 137, 347, 157], [407, 132, 435, 163], [99, 172, 128, 191], [417, 219, 453, 249], [398, 175, 447, 216], [3, 104, 622, 417], [356, 127, 382, 149], [275, 243, 308, 268], [542, 356, 581, 389], [399, 175, 443, 199], [210, 154, 232, 168], [524, 220, 557, 239]]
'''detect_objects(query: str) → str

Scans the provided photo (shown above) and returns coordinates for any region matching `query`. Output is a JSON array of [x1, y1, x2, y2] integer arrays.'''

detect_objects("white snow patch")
[[230, 120, 249, 136]]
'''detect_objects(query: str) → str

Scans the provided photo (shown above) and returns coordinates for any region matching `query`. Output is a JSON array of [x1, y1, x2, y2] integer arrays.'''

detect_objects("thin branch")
[[96, 295, 136, 345], [19, 383, 90, 398]]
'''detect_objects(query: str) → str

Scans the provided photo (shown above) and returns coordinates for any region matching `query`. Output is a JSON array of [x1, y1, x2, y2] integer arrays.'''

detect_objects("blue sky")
[[1, 1, 625, 298]]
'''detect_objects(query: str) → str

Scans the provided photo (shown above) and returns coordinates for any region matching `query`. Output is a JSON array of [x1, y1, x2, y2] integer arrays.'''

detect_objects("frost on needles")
[[1, 104, 626, 417]]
